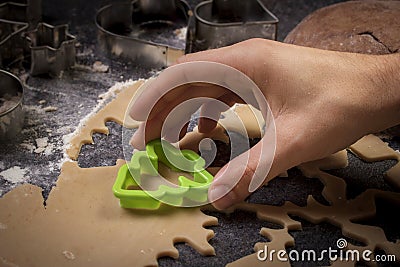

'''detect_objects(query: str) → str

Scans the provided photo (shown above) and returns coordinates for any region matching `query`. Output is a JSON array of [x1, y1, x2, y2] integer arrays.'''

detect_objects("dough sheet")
[[67, 81, 144, 160], [0, 161, 217, 267], [1, 81, 399, 266]]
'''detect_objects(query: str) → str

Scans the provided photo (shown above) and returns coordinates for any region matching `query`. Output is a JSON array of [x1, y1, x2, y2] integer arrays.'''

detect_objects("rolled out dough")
[[1, 78, 399, 267], [0, 161, 217, 267], [67, 81, 144, 160]]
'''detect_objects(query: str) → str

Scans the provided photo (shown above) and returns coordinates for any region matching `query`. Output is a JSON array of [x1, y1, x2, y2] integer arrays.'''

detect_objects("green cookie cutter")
[[113, 139, 214, 209]]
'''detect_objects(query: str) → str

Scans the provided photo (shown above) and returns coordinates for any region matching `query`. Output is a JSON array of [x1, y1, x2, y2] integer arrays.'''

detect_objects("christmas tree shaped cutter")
[[113, 139, 214, 210]]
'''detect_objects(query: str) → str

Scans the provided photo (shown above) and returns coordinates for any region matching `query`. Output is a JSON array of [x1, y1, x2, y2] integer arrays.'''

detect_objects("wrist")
[[317, 52, 400, 143], [362, 54, 400, 133]]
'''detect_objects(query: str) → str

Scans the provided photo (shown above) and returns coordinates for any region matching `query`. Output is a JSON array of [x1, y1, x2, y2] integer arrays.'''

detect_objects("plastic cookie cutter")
[[25, 22, 76, 76], [113, 139, 214, 210]]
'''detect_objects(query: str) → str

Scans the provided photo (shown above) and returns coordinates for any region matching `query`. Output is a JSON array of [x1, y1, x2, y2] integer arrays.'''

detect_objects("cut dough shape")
[[304, 167, 400, 258], [0, 161, 217, 267], [300, 150, 349, 204], [179, 104, 264, 152], [227, 228, 294, 267], [225, 147, 400, 266], [67, 81, 144, 160], [350, 134, 399, 162], [350, 134, 400, 189], [178, 124, 229, 152], [219, 104, 264, 139]]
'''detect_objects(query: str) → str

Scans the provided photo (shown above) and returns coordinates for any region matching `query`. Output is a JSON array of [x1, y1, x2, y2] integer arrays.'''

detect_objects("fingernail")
[[209, 185, 236, 210], [130, 132, 138, 145]]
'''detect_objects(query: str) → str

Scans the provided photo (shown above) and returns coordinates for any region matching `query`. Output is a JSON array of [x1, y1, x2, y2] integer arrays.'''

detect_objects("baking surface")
[[1, 0, 399, 266], [0, 160, 217, 267], [0, 0, 348, 198], [1, 82, 399, 266]]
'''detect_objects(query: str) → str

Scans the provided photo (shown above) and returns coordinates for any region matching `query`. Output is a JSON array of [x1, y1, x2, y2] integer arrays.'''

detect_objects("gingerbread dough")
[[227, 227, 294, 267], [225, 148, 400, 266], [178, 124, 229, 152], [219, 104, 264, 139], [284, 1, 400, 54], [284, 0, 400, 137], [349, 134, 400, 189], [67, 81, 144, 160], [1, 77, 400, 267], [1, 80, 219, 267], [0, 161, 217, 267]]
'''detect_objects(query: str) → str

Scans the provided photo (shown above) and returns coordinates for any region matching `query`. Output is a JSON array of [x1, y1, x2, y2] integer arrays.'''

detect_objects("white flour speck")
[[44, 143, 54, 156], [25, 105, 44, 114], [35, 137, 48, 148], [42, 106, 58, 112], [62, 250, 75, 260], [20, 142, 36, 152], [174, 27, 187, 40], [0, 166, 28, 183], [34, 147, 46, 154]]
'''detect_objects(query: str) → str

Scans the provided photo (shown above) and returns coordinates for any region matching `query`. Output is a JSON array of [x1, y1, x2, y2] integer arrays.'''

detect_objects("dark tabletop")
[[0, 0, 399, 266]]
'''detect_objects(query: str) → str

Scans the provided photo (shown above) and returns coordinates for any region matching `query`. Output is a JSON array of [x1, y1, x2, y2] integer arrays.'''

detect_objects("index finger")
[[129, 61, 260, 122]]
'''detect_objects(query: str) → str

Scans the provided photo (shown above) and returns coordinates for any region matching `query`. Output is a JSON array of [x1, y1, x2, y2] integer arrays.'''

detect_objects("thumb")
[[208, 135, 276, 210]]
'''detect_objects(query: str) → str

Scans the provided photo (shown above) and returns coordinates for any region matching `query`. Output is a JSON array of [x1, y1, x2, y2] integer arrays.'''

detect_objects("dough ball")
[[284, 1, 400, 54]]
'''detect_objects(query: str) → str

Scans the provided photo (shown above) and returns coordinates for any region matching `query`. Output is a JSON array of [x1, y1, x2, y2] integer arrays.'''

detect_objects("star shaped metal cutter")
[[25, 22, 76, 76]]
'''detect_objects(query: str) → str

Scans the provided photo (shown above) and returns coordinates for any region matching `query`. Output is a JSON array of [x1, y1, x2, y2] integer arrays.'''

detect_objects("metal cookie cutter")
[[188, 0, 278, 52], [0, 19, 28, 68], [25, 22, 76, 76], [95, 0, 192, 68], [0, 70, 24, 142], [0, 1, 42, 68], [0, 0, 41, 29], [113, 139, 214, 210]]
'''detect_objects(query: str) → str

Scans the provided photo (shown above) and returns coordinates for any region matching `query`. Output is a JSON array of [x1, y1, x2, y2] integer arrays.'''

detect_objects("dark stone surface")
[[328, 152, 397, 200], [0, 0, 358, 197], [0, 0, 399, 266], [159, 210, 278, 267]]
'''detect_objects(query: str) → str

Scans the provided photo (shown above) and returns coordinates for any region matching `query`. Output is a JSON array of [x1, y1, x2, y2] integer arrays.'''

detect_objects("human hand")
[[129, 38, 400, 210]]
